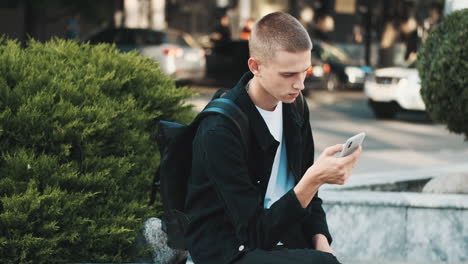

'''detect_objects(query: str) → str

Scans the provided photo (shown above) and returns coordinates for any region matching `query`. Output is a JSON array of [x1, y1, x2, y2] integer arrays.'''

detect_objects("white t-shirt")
[[255, 102, 295, 209]]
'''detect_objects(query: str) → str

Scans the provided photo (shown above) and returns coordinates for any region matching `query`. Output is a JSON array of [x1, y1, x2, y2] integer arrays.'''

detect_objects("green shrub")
[[418, 9, 468, 140], [0, 38, 194, 263]]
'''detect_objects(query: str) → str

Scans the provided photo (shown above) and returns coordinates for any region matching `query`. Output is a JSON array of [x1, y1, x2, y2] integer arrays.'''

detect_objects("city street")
[[188, 85, 468, 177]]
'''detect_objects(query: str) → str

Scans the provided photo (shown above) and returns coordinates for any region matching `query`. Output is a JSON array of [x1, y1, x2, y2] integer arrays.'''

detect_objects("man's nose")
[[293, 76, 305, 90]]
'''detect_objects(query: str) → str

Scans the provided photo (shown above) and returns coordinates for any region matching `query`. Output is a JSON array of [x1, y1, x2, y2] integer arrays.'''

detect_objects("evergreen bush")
[[0, 37, 194, 263], [417, 9, 468, 140]]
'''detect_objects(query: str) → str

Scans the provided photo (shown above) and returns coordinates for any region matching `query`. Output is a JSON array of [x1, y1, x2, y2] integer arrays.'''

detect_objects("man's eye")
[[282, 73, 294, 77]]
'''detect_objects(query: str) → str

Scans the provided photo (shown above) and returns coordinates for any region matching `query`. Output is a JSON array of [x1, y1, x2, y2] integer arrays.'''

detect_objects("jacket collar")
[[226, 72, 276, 151], [225, 72, 304, 152]]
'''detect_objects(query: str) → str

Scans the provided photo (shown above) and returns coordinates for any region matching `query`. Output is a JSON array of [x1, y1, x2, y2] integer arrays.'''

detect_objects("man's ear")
[[248, 57, 261, 76]]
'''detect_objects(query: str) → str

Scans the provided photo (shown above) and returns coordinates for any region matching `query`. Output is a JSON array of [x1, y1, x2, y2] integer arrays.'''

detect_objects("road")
[[187, 85, 468, 177]]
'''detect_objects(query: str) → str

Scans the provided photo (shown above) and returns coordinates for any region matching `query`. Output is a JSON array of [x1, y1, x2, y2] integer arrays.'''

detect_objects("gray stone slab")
[[143, 218, 188, 264], [324, 204, 407, 261], [321, 163, 468, 191], [337, 258, 429, 264], [406, 208, 468, 263], [423, 174, 468, 194], [322, 191, 468, 264], [321, 190, 468, 209]]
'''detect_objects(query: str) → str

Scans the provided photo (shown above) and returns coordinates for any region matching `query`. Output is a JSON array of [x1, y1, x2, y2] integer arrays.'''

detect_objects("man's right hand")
[[294, 144, 362, 208], [307, 144, 362, 185]]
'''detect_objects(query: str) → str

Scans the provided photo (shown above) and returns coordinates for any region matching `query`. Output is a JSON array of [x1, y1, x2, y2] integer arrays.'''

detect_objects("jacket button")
[[238, 245, 245, 251]]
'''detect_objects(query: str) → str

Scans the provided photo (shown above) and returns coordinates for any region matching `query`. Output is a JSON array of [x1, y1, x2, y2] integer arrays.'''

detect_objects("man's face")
[[257, 50, 311, 104]]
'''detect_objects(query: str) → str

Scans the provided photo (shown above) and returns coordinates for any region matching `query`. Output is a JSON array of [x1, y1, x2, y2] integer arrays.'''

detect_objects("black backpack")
[[151, 89, 250, 250]]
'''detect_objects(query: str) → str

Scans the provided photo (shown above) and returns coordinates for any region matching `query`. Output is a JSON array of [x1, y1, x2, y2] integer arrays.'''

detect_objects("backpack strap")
[[199, 90, 301, 146], [196, 98, 250, 150], [211, 88, 228, 100], [149, 97, 249, 206]]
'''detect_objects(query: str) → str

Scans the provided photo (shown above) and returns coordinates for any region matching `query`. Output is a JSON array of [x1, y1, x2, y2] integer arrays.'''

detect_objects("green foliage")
[[418, 9, 468, 140], [0, 37, 194, 263]]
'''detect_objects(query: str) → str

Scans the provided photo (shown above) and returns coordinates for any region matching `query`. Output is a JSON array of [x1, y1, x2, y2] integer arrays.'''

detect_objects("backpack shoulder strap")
[[196, 98, 250, 150], [211, 88, 228, 100]]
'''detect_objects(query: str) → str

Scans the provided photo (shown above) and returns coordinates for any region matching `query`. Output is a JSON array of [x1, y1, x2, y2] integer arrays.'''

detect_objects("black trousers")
[[233, 248, 342, 264]]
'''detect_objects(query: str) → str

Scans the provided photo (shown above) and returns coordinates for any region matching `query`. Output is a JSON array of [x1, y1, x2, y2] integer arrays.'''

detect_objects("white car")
[[364, 67, 425, 119], [88, 28, 206, 82]]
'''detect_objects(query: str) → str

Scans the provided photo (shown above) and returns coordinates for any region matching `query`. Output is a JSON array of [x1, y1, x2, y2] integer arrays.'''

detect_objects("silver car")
[[87, 28, 206, 82]]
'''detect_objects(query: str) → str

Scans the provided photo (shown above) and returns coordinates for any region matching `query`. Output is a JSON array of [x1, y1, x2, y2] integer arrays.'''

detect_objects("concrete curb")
[[321, 162, 468, 191]]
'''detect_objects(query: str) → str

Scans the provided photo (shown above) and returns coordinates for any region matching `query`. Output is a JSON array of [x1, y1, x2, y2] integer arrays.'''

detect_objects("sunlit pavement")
[[187, 85, 468, 178]]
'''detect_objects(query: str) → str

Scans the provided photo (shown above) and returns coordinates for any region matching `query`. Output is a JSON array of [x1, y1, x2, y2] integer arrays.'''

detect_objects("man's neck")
[[247, 77, 279, 111]]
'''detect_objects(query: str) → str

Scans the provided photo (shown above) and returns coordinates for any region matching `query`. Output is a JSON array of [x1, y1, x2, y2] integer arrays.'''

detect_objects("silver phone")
[[339, 132, 366, 157]]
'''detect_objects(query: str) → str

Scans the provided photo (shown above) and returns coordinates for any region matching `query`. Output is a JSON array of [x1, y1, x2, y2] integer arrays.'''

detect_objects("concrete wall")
[[322, 190, 468, 263]]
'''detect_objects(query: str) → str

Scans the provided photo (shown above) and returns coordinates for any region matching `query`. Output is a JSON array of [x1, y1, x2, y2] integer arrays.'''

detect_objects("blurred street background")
[[1, 0, 466, 169], [0, 0, 462, 82]]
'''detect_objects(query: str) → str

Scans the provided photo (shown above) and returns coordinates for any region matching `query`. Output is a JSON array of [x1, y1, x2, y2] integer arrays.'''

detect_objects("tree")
[[0, 37, 193, 263], [417, 9, 468, 140]]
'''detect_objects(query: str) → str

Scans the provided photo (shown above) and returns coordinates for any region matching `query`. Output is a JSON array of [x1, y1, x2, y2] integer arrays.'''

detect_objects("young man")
[[184, 12, 362, 264]]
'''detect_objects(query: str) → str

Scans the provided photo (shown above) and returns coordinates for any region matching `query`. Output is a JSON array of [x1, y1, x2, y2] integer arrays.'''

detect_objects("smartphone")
[[339, 132, 366, 157]]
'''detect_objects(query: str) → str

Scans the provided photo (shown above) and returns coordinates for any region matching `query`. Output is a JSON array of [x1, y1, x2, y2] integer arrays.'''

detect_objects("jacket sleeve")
[[300, 99, 333, 245], [193, 116, 309, 250]]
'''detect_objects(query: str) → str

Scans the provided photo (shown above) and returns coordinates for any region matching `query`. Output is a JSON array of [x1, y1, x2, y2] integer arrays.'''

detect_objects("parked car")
[[304, 53, 333, 95], [87, 28, 206, 82], [364, 64, 425, 119], [311, 40, 371, 91]]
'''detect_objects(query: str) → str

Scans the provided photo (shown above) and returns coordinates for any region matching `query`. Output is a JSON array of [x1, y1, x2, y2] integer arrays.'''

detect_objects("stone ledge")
[[321, 163, 468, 191], [339, 258, 468, 264], [321, 190, 468, 209]]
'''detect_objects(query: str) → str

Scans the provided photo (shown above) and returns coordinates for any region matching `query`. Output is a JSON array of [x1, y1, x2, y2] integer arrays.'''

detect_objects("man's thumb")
[[323, 144, 344, 156]]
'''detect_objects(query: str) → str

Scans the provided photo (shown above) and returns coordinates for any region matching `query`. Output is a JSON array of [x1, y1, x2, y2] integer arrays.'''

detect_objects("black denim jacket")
[[185, 72, 332, 264]]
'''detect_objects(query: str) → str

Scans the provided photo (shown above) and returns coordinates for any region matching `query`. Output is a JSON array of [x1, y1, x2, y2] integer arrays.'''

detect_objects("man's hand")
[[294, 144, 362, 208], [312, 234, 334, 254], [306, 144, 362, 185]]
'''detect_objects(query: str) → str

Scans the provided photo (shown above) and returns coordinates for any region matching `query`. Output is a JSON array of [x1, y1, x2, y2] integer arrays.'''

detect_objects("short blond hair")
[[249, 12, 312, 63]]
